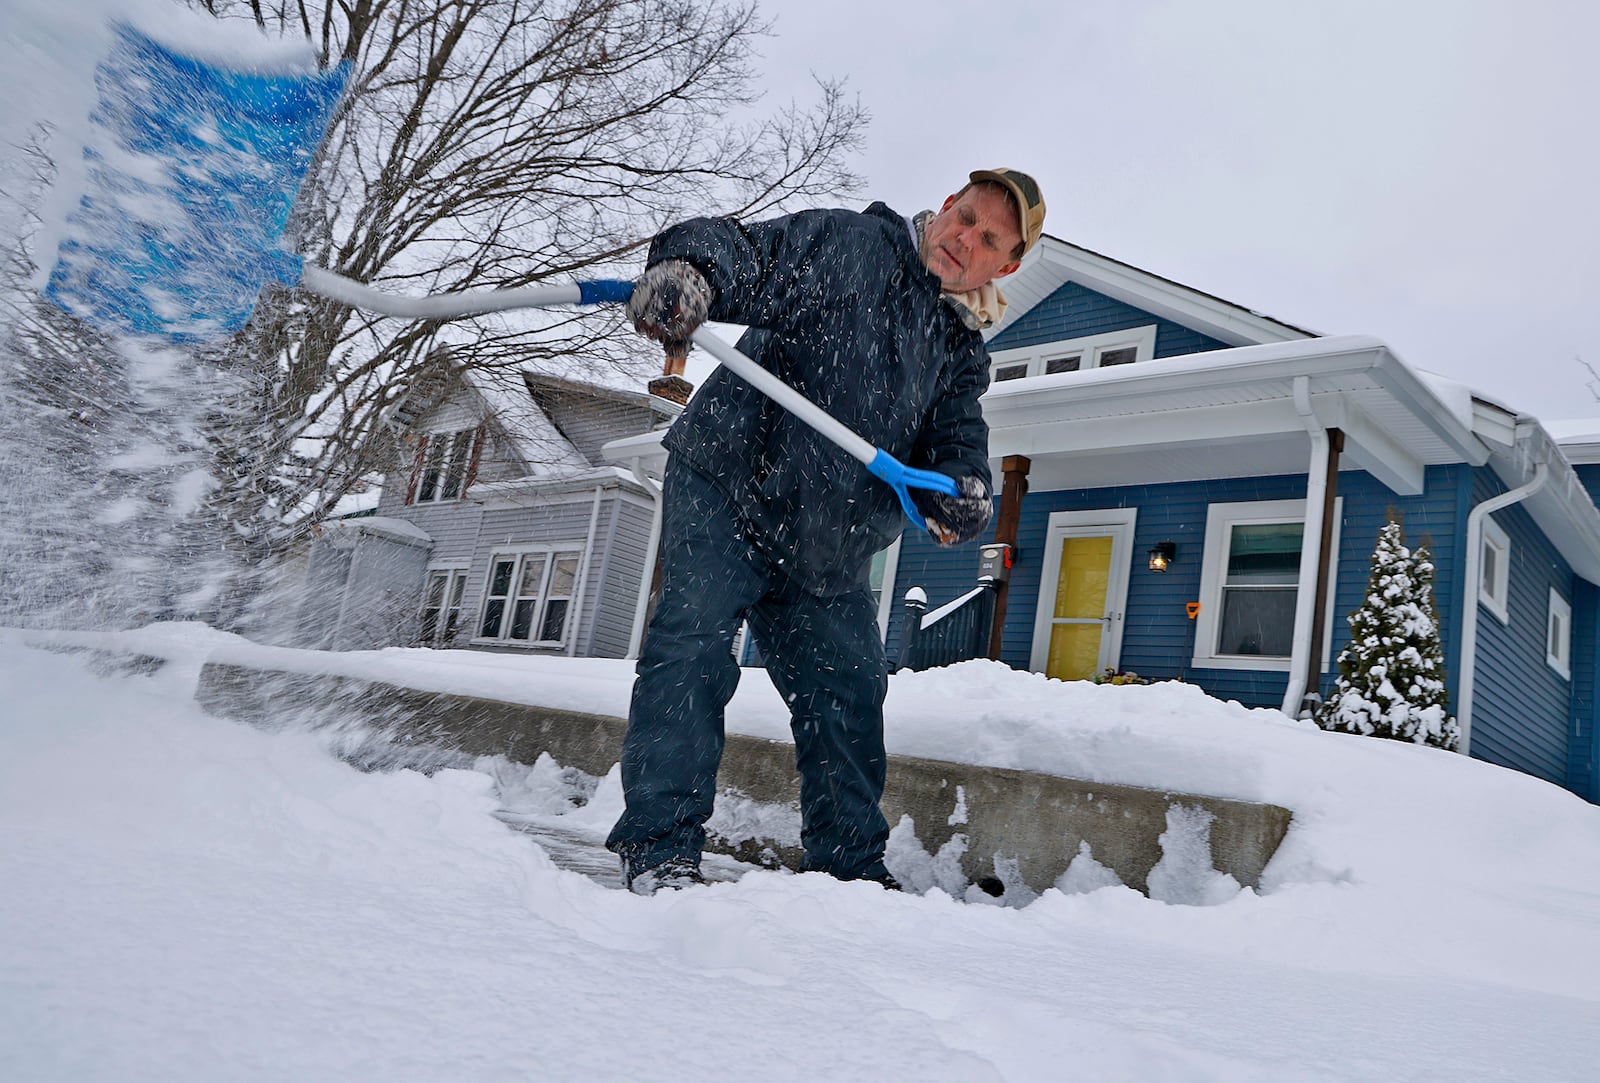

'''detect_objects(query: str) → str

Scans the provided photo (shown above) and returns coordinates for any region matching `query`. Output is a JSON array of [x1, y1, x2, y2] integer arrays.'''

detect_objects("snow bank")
[[4, 633, 1600, 1080]]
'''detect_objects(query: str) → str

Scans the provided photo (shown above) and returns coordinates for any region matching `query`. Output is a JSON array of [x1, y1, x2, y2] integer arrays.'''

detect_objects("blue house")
[[605, 235, 1600, 806]]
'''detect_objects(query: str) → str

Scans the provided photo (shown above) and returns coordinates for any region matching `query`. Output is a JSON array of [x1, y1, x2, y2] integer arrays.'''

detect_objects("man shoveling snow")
[[607, 169, 1047, 893]]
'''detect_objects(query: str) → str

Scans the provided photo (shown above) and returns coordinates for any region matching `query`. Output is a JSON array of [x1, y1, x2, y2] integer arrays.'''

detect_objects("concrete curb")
[[196, 662, 1293, 896]]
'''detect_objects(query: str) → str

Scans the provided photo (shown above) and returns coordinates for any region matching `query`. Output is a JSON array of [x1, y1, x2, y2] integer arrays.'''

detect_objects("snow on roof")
[[1543, 419, 1600, 445], [1413, 369, 1485, 432], [462, 367, 590, 476], [316, 515, 432, 546]]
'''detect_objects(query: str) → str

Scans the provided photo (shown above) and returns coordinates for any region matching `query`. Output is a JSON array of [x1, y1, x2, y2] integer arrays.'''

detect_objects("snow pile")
[[5, 629, 1600, 1080]]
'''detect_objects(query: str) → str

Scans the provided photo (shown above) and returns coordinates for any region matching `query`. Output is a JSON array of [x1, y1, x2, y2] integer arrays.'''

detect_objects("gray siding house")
[[299, 364, 678, 656]]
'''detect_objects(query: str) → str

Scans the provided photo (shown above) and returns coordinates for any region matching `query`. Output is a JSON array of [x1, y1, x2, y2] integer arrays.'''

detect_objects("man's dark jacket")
[[648, 201, 993, 595]]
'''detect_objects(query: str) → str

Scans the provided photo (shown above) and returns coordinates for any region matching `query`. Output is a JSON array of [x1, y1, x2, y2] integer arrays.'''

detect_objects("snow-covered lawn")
[[4, 626, 1599, 1081]]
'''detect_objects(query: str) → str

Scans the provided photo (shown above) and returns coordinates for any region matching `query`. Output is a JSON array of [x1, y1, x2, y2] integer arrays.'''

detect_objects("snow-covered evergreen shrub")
[[1318, 517, 1460, 750]]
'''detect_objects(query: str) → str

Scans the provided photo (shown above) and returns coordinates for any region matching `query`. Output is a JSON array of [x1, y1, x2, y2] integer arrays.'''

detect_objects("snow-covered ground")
[[5, 625, 1600, 1082], [4, 2, 1599, 1078]]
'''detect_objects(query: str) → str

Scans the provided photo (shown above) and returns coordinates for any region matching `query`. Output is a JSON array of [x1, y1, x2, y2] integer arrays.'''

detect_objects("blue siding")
[[1569, 581, 1599, 801], [987, 282, 1231, 358], [1571, 463, 1600, 508], [890, 466, 1470, 713], [885, 459, 1597, 801], [1466, 468, 1577, 788], [1316, 465, 1467, 711], [883, 527, 989, 664]]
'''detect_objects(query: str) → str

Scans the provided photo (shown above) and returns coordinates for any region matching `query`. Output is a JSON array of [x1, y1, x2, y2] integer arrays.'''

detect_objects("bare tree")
[[189, 0, 866, 553]]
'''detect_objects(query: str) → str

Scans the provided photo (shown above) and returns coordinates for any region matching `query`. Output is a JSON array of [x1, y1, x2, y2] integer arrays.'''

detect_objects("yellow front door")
[[1044, 535, 1114, 681]]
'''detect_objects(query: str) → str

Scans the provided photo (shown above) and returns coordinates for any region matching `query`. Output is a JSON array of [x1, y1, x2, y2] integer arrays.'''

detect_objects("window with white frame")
[[1479, 515, 1510, 623], [409, 427, 481, 504], [1547, 588, 1571, 679], [989, 325, 1158, 382], [1192, 498, 1340, 672], [477, 548, 582, 645], [418, 568, 468, 647]]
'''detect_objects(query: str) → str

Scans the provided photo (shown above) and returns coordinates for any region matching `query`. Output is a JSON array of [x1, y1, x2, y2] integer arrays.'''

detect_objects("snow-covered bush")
[[1318, 517, 1459, 750]]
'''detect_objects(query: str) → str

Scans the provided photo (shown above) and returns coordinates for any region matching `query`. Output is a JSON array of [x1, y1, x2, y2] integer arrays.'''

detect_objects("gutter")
[[1281, 376, 1334, 717], [627, 458, 664, 660], [1458, 444, 1549, 755], [567, 485, 605, 658]]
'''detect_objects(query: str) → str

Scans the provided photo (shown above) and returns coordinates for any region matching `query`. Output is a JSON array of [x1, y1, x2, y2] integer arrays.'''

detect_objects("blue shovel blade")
[[43, 24, 349, 342]]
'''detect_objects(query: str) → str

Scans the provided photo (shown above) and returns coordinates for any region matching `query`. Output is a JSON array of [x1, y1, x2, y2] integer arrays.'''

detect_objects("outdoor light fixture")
[[1148, 541, 1176, 573]]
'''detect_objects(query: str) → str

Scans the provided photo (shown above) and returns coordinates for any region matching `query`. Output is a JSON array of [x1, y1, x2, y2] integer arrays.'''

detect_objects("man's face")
[[921, 184, 1024, 293]]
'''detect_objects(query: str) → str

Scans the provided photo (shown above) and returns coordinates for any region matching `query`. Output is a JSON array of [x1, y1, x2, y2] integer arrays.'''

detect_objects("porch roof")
[[980, 335, 1483, 494], [600, 335, 1600, 582]]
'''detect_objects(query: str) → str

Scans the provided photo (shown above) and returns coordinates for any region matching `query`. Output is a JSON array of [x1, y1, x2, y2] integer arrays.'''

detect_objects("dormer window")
[[408, 427, 483, 505]]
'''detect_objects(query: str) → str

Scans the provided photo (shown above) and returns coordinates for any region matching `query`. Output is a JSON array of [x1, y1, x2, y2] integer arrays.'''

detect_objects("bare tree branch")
[[183, 0, 865, 552]]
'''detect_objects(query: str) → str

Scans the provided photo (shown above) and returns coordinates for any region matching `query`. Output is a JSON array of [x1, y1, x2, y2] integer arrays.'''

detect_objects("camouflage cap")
[[969, 168, 1046, 256]]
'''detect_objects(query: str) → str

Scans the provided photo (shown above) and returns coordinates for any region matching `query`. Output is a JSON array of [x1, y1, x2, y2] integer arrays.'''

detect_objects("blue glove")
[[911, 475, 992, 546]]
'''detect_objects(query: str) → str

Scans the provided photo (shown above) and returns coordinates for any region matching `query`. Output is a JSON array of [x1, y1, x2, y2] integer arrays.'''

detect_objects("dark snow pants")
[[604, 460, 892, 882]]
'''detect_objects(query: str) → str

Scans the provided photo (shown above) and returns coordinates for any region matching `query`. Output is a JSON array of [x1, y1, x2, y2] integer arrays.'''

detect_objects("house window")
[[477, 549, 582, 645], [419, 568, 468, 647], [1480, 516, 1510, 623], [1192, 498, 1340, 672], [1547, 588, 1571, 679], [1217, 521, 1302, 657], [410, 428, 481, 504], [987, 325, 1158, 382]]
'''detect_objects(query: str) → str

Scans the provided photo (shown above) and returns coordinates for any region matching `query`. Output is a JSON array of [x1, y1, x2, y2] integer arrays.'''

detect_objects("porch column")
[[988, 454, 1031, 659], [1280, 421, 1342, 717], [1303, 428, 1343, 703]]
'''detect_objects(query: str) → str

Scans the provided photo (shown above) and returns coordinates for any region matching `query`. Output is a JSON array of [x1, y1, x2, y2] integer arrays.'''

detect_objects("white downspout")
[[1458, 458, 1548, 755], [1281, 376, 1331, 716], [566, 485, 605, 657], [627, 458, 664, 660]]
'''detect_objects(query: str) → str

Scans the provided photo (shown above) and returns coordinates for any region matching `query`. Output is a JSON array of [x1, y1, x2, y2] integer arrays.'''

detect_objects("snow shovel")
[[39, 24, 960, 529]]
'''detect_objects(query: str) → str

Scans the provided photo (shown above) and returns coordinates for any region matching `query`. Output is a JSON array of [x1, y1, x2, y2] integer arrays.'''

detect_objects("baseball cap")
[[969, 168, 1046, 256]]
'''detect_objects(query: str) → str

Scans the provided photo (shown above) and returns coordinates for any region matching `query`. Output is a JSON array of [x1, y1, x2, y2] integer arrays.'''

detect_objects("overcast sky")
[[749, 0, 1600, 422], [5, 1, 1595, 422]]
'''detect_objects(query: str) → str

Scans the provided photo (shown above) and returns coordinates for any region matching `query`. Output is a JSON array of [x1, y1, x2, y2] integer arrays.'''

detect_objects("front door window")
[[1045, 535, 1114, 680]]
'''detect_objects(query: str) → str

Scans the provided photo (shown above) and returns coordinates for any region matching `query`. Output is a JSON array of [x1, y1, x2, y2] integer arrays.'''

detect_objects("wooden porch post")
[[987, 454, 1031, 659], [1304, 428, 1344, 706]]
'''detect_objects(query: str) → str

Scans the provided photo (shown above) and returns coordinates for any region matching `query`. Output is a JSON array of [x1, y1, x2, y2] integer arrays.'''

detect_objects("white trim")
[[474, 540, 588, 558], [1479, 516, 1511, 624], [989, 325, 1157, 382], [566, 486, 605, 657], [1192, 498, 1341, 673], [419, 567, 470, 648], [471, 544, 586, 648], [873, 538, 903, 639], [987, 237, 1314, 347], [1547, 588, 1572, 680], [924, 586, 988, 627], [1029, 509, 1138, 676]]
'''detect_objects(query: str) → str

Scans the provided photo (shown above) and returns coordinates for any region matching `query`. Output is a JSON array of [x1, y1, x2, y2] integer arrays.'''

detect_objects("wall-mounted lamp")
[[1147, 541, 1176, 573]]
